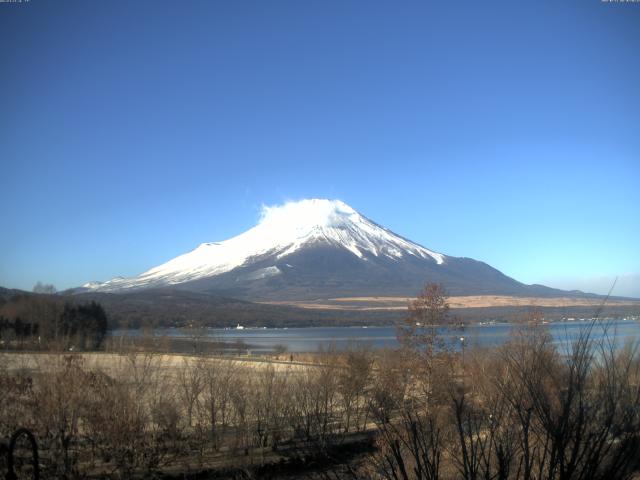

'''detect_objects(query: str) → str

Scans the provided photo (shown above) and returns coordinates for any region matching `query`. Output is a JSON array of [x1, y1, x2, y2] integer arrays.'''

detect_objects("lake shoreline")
[[106, 318, 640, 353]]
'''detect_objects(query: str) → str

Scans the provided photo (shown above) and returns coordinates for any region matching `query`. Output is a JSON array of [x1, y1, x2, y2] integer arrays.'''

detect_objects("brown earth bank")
[[263, 294, 640, 310]]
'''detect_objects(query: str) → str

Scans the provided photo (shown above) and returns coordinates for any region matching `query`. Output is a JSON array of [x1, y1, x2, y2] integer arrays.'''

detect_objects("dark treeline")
[[0, 294, 108, 350], [74, 289, 405, 329], [1, 286, 637, 332], [75, 289, 640, 330]]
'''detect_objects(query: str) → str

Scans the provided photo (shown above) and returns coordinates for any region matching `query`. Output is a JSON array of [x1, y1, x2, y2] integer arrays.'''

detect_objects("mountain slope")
[[82, 199, 572, 300]]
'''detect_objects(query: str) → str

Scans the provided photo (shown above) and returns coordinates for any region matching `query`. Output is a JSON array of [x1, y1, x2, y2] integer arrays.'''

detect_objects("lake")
[[112, 318, 640, 353]]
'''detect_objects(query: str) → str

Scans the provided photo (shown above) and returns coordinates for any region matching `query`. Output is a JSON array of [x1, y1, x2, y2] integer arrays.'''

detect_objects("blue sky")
[[1, 0, 639, 296]]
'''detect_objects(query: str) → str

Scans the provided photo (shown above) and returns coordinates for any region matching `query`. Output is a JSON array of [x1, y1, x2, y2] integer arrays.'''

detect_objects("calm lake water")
[[113, 319, 640, 353]]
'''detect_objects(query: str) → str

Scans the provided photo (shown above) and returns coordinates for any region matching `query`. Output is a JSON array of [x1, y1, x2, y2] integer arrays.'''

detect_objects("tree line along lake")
[[111, 318, 640, 354]]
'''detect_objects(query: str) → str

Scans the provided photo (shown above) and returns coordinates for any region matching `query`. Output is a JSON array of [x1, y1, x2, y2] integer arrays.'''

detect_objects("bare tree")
[[201, 359, 237, 451], [176, 357, 205, 429], [33, 282, 57, 294], [338, 346, 373, 433], [397, 283, 451, 392], [397, 283, 450, 351]]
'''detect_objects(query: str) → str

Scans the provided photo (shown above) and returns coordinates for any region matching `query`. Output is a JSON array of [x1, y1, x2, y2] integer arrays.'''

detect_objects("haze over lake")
[[113, 319, 640, 353]]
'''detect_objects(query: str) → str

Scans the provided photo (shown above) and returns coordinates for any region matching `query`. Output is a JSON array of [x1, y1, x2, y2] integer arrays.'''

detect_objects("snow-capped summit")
[[85, 199, 445, 293], [83, 198, 551, 299], [253, 199, 444, 263]]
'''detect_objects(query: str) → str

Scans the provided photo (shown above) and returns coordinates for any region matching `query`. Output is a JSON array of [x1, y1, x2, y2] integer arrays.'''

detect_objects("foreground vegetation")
[[1, 284, 639, 479], [1, 321, 639, 479]]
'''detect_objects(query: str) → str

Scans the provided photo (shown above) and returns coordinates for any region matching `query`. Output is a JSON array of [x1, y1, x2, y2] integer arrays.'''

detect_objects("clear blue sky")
[[1, 1, 639, 296]]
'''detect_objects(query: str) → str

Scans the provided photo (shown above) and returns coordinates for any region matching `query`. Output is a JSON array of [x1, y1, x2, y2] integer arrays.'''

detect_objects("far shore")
[[262, 294, 640, 311]]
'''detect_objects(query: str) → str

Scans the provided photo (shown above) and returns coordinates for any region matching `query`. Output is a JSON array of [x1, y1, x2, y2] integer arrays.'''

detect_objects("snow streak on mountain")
[[85, 199, 446, 293]]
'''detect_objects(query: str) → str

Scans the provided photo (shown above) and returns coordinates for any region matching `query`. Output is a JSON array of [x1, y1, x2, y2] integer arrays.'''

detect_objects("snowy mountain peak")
[[84, 199, 446, 292], [259, 199, 357, 231]]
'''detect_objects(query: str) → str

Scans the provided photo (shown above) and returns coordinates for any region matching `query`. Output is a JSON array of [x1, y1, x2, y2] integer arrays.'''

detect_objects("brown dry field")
[[0, 351, 319, 375], [263, 295, 640, 311]]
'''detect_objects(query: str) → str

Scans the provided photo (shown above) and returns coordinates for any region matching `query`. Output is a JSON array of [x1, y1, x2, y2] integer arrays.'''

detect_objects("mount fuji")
[[81, 199, 566, 300]]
